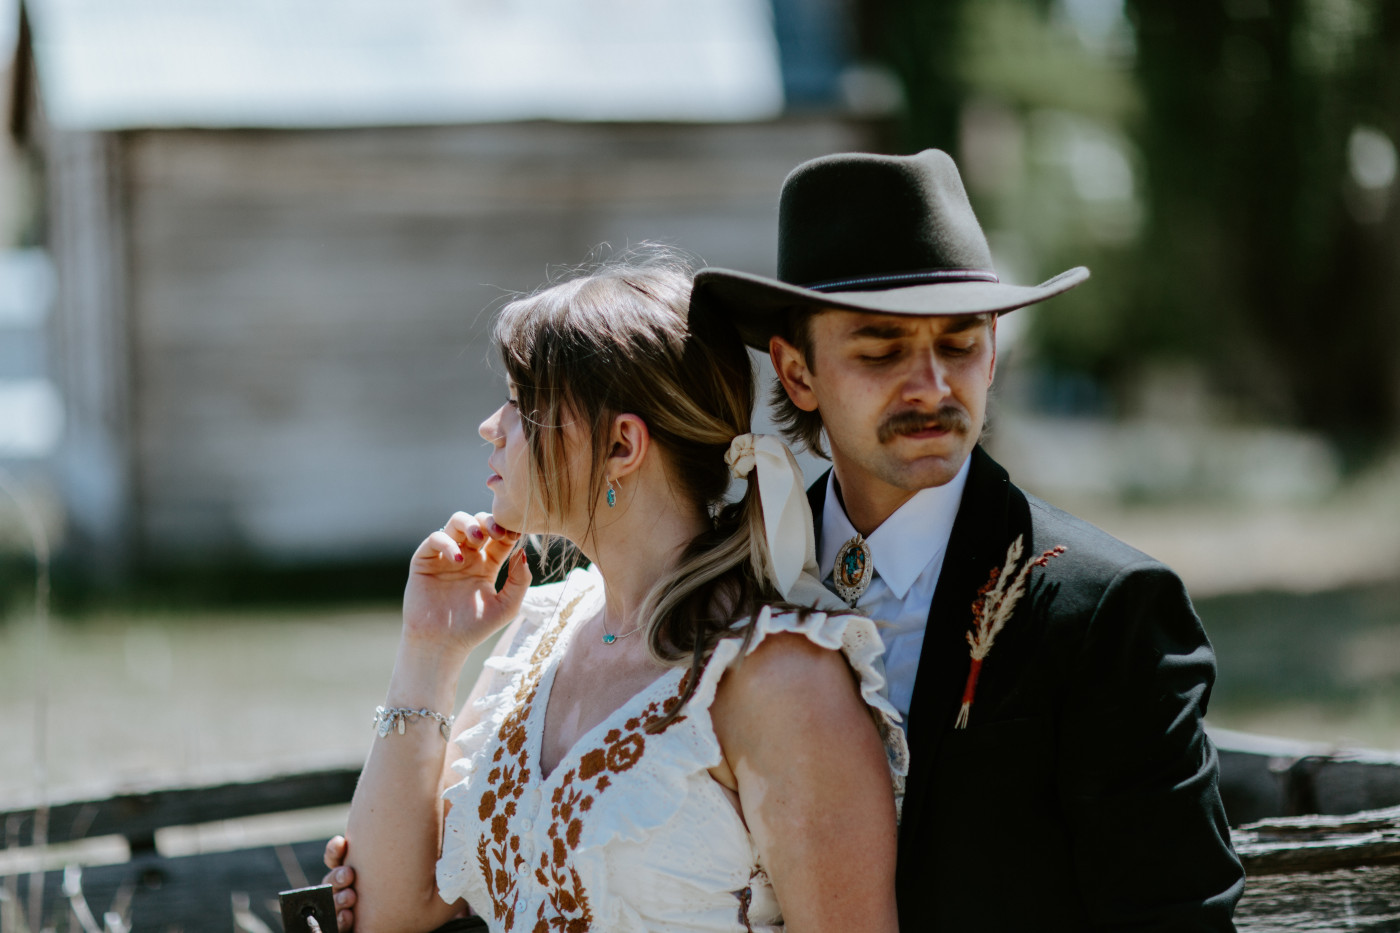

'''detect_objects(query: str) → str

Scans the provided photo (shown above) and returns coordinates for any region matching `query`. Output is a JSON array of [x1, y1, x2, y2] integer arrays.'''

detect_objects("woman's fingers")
[[497, 549, 534, 611], [443, 511, 486, 544], [475, 512, 521, 564], [418, 512, 520, 571]]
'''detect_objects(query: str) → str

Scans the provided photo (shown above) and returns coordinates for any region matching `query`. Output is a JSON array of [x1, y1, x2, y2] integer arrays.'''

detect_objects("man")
[[687, 148, 1244, 930]]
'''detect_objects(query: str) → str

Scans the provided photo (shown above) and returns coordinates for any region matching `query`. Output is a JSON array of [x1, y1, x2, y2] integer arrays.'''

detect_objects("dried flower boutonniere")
[[954, 535, 1066, 729]]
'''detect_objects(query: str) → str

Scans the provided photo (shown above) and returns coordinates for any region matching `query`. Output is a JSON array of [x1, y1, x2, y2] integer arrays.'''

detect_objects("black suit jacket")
[[809, 446, 1244, 931]]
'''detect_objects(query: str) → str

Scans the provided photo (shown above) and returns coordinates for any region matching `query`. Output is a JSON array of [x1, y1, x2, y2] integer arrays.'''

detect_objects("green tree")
[[1127, 0, 1400, 456]]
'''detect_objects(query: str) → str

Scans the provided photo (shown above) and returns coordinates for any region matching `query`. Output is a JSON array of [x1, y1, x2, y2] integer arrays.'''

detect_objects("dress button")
[[519, 817, 533, 832]]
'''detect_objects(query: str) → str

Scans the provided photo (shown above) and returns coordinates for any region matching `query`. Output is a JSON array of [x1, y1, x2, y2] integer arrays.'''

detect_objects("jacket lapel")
[[808, 453, 1028, 860], [806, 470, 830, 545], [896, 447, 1021, 860]]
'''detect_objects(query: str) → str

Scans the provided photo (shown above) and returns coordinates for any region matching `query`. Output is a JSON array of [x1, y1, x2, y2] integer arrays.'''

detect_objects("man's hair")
[[768, 308, 829, 459]]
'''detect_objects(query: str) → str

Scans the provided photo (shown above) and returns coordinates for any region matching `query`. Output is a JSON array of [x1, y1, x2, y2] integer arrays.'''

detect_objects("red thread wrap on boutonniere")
[[954, 535, 1066, 729]]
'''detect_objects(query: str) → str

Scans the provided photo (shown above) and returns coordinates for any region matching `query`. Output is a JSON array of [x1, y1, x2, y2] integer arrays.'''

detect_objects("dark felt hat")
[[690, 149, 1090, 349]]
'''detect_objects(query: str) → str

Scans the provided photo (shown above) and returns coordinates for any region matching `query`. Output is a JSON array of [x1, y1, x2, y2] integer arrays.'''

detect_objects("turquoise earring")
[[606, 477, 617, 508]]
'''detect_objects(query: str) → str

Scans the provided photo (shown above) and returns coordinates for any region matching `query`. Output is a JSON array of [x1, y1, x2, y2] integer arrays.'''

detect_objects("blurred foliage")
[[1129, 0, 1400, 460], [867, 0, 1400, 460]]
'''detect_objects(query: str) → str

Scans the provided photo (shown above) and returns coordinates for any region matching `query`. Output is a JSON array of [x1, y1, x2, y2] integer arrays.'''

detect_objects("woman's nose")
[[479, 406, 503, 444]]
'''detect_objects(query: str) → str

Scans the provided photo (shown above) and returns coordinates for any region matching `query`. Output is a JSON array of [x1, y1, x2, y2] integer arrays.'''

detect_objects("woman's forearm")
[[344, 643, 469, 933]]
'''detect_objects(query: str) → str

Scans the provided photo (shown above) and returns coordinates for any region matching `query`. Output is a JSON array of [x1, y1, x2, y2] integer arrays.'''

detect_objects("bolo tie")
[[832, 532, 874, 606]]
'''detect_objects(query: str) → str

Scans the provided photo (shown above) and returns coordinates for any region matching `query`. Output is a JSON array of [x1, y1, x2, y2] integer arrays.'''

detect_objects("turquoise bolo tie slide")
[[833, 533, 874, 606]]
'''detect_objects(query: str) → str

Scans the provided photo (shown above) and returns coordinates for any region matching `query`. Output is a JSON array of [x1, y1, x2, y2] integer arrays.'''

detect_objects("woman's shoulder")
[[705, 604, 909, 791], [715, 624, 853, 706]]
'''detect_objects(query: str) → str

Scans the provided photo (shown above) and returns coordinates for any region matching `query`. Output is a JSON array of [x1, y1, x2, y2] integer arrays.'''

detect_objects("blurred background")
[[1, 0, 1398, 812]]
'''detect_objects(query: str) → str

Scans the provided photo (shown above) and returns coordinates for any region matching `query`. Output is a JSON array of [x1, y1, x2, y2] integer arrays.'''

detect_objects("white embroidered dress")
[[437, 567, 908, 933]]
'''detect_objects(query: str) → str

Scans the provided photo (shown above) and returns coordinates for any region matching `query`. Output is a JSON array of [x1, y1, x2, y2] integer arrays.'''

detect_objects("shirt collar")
[[818, 457, 971, 600]]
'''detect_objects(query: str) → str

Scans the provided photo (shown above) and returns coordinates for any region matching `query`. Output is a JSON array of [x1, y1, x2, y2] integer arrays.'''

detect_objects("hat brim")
[[692, 266, 1090, 350]]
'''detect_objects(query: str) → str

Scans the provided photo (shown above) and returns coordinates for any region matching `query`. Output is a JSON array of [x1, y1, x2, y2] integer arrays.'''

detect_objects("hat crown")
[[776, 149, 994, 288]]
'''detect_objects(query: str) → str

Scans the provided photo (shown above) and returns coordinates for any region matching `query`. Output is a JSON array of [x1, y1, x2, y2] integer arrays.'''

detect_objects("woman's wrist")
[[387, 643, 469, 708]]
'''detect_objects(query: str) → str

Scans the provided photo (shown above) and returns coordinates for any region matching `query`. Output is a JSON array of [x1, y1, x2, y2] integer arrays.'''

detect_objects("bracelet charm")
[[373, 705, 455, 741]]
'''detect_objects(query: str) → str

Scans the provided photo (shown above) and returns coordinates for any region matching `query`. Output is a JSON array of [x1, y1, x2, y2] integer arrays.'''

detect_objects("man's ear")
[[988, 314, 998, 384], [605, 413, 650, 480], [769, 335, 820, 412]]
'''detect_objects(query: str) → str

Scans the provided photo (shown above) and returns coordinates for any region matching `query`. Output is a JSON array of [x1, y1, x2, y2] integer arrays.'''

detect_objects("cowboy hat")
[[690, 149, 1089, 349]]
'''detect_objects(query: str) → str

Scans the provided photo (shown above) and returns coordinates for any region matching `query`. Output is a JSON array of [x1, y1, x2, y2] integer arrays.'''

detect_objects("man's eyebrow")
[[848, 323, 909, 339], [940, 315, 991, 334], [846, 314, 989, 339]]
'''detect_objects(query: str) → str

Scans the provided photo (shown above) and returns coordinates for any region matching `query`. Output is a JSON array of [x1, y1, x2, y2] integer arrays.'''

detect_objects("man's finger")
[[323, 835, 347, 870]]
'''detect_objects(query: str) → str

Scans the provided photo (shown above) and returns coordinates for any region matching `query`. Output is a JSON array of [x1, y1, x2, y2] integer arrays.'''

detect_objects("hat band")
[[802, 268, 1000, 293]]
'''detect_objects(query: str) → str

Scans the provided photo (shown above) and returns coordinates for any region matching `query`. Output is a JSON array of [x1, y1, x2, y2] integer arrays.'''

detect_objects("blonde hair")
[[495, 248, 787, 725]]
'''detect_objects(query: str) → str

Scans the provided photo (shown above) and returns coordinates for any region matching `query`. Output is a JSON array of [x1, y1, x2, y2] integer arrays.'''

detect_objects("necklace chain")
[[600, 613, 645, 646]]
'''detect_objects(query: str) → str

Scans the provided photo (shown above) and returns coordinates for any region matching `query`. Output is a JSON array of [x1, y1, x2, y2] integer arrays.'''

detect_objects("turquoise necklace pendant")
[[833, 533, 874, 606], [602, 632, 617, 645]]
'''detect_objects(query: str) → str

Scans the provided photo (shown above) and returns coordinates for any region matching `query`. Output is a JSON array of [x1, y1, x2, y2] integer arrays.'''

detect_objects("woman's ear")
[[606, 413, 651, 480]]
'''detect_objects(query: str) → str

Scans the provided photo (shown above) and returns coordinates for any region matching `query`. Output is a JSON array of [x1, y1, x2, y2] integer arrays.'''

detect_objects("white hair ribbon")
[[725, 434, 850, 613]]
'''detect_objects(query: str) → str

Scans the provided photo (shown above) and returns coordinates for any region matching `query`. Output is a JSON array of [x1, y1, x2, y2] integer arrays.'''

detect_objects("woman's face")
[[478, 384, 535, 534], [478, 382, 594, 537]]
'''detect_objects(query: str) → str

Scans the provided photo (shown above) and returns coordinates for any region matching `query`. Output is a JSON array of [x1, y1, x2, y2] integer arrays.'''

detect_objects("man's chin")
[[887, 445, 973, 490]]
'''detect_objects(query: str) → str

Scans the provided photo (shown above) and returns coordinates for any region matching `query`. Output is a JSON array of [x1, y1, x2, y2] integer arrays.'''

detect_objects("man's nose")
[[903, 350, 951, 403]]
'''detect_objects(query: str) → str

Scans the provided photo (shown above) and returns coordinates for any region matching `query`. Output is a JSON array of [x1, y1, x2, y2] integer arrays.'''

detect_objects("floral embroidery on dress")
[[528, 677, 691, 932], [474, 588, 692, 933], [475, 591, 587, 931]]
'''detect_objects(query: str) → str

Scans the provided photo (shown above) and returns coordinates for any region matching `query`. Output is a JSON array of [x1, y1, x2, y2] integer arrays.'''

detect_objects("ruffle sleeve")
[[696, 605, 910, 800]]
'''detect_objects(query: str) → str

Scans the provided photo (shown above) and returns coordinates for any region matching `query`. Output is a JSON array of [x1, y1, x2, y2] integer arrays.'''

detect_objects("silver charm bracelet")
[[373, 705, 455, 741]]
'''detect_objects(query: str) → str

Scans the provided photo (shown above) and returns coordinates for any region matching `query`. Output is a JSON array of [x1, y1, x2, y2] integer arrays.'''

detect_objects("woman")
[[339, 253, 905, 933]]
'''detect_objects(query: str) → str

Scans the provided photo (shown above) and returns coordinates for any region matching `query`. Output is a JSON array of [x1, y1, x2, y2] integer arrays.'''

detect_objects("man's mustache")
[[877, 406, 971, 444]]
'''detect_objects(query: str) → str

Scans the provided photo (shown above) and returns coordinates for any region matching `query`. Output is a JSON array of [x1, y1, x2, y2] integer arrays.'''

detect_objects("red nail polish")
[[454, 553, 465, 562]]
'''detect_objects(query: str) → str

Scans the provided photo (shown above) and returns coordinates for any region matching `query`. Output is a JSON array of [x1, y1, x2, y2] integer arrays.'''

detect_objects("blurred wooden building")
[[7, 0, 878, 572]]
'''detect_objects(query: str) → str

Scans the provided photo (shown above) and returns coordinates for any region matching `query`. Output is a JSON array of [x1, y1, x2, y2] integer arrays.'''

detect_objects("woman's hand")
[[401, 511, 533, 663]]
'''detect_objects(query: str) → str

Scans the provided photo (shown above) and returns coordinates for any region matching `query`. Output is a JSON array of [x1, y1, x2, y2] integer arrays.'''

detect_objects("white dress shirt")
[[818, 458, 970, 729]]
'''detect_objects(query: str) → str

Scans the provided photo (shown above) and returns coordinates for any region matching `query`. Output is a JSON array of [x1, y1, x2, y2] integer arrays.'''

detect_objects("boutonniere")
[[954, 535, 1066, 729]]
